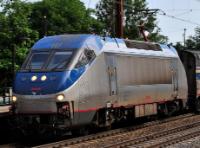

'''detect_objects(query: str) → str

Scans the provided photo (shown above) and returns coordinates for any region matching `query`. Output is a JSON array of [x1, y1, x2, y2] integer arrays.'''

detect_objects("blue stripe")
[[196, 73, 200, 80], [32, 34, 103, 51], [13, 67, 86, 95]]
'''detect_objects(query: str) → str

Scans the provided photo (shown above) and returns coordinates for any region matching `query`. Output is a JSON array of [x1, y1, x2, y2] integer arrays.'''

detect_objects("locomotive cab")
[[12, 35, 102, 133], [13, 35, 100, 97], [14, 48, 90, 96], [20, 48, 96, 73]]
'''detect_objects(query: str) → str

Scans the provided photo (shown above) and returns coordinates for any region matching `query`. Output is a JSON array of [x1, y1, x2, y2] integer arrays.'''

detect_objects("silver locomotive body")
[[62, 51, 188, 127], [13, 35, 188, 132]]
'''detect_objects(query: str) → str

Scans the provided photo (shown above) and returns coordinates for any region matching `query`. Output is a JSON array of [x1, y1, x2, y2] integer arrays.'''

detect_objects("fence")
[[0, 87, 12, 106]]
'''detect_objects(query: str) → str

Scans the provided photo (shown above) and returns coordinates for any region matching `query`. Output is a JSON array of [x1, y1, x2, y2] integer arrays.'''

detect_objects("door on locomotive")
[[171, 59, 178, 97], [106, 54, 117, 96]]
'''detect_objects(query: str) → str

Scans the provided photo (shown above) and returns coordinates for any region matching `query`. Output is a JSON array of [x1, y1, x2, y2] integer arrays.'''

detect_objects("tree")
[[190, 28, 200, 50], [96, 0, 168, 43], [30, 0, 103, 38], [175, 27, 200, 51], [0, 0, 39, 88]]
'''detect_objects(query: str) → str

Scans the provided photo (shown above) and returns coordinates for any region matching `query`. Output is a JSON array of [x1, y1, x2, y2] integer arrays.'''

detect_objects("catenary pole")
[[115, 0, 124, 38]]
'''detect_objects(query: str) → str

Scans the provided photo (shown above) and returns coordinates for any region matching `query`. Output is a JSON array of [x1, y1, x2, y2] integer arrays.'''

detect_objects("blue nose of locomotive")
[[13, 67, 85, 95]]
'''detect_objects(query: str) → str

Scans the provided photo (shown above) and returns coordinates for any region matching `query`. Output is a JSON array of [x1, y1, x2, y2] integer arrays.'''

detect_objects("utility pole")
[[114, 0, 157, 39], [12, 44, 16, 79], [183, 28, 187, 47], [115, 0, 124, 38], [112, 1, 116, 37], [44, 15, 47, 36]]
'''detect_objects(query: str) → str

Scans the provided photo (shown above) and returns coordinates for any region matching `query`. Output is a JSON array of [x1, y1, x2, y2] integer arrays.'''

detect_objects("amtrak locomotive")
[[12, 34, 200, 135]]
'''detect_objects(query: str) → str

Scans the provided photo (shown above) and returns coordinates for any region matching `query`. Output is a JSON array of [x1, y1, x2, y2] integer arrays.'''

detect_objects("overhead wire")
[[161, 9, 200, 11], [113, 0, 200, 26], [175, 10, 193, 17], [158, 9, 200, 26], [103, 1, 200, 27]]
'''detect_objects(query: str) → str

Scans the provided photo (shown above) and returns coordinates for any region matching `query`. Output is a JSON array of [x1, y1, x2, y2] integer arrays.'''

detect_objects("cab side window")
[[75, 49, 96, 68], [85, 49, 96, 62], [75, 52, 88, 68]]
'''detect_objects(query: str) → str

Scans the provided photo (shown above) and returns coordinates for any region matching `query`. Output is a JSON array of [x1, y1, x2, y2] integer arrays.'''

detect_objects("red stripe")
[[17, 99, 170, 114], [75, 107, 99, 113], [31, 87, 41, 91], [76, 99, 168, 113], [18, 111, 56, 114], [113, 99, 167, 108]]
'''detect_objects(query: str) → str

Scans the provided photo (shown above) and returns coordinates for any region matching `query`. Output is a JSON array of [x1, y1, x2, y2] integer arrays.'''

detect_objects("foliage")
[[0, 0, 39, 88], [96, 0, 168, 43], [189, 28, 200, 50], [174, 27, 200, 51], [30, 0, 103, 38]]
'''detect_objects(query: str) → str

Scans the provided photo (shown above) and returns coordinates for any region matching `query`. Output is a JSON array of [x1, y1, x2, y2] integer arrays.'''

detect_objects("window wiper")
[[26, 64, 32, 72], [50, 59, 68, 71]]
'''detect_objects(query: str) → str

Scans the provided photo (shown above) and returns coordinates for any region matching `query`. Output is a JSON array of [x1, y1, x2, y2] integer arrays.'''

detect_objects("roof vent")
[[124, 40, 162, 51]]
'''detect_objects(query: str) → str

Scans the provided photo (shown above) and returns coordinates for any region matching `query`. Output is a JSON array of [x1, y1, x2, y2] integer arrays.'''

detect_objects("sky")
[[29, 0, 200, 44], [146, 0, 200, 44], [80, 0, 200, 44]]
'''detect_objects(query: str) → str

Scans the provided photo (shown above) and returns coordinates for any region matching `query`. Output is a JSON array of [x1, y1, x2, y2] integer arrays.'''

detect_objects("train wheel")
[[167, 101, 180, 116], [71, 127, 89, 136], [105, 109, 115, 130]]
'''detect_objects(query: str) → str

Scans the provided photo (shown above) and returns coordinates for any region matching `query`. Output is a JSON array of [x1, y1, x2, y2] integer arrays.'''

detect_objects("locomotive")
[[12, 34, 200, 135]]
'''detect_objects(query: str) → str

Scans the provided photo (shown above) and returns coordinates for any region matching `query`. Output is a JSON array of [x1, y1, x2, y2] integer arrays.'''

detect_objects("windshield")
[[23, 50, 74, 71], [47, 51, 73, 69], [27, 52, 49, 70]]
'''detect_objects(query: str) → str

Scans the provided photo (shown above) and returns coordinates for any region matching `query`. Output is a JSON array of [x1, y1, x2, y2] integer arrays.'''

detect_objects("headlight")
[[57, 94, 64, 101], [41, 75, 47, 81], [31, 76, 37, 81], [12, 96, 17, 102]]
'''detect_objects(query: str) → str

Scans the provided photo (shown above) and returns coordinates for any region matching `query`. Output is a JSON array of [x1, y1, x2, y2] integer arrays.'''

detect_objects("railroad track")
[[105, 119, 200, 148], [145, 128, 200, 148], [34, 113, 196, 148]]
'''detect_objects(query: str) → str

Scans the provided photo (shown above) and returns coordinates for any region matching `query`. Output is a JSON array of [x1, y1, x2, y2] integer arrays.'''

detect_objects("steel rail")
[[147, 130, 200, 148], [104, 120, 200, 148], [34, 113, 195, 148]]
